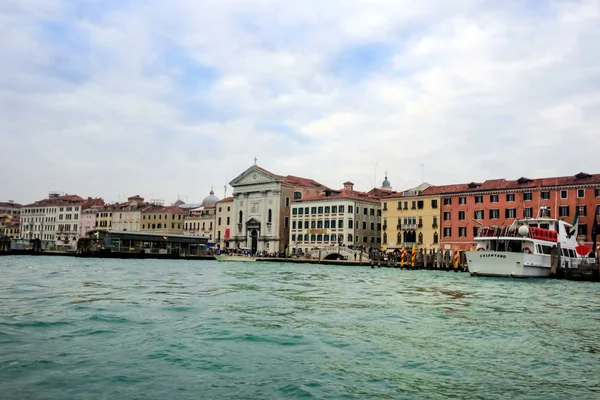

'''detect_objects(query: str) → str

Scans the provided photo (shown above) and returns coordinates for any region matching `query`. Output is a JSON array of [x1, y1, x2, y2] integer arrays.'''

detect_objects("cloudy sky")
[[2, 0, 599, 204]]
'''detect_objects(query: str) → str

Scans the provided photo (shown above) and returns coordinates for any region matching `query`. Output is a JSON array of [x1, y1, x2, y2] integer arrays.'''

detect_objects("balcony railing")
[[382, 225, 387, 231], [417, 223, 423, 228], [432, 223, 438, 229]]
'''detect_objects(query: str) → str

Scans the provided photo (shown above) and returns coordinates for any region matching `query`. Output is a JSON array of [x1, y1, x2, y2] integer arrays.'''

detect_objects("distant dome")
[[201, 189, 219, 207], [381, 172, 392, 190]]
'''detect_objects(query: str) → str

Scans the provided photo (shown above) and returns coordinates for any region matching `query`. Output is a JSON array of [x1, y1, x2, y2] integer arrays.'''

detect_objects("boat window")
[[529, 223, 538, 228], [561, 248, 568, 257], [568, 249, 577, 258], [540, 245, 552, 255], [506, 240, 522, 253], [540, 223, 550, 230]]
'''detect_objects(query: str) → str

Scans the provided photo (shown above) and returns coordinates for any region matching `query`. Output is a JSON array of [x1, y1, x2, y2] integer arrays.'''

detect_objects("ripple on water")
[[0, 257, 599, 400]]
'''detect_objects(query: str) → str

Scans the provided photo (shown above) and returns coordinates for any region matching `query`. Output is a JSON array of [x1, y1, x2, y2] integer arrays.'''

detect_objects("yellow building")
[[0, 214, 20, 238], [96, 207, 114, 230], [215, 197, 233, 249], [381, 183, 441, 251], [141, 205, 185, 234]]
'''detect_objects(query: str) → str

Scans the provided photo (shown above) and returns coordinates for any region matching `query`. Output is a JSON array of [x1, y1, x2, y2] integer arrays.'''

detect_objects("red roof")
[[24, 194, 84, 207], [217, 197, 234, 203], [283, 175, 329, 190], [367, 188, 397, 200], [421, 172, 600, 196], [0, 202, 22, 208], [297, 188, 380, 204]]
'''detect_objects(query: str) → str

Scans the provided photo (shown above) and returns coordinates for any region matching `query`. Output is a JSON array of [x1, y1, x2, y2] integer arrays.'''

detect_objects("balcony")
[[432, 223, 438, 229], [383, 225, 387, 231], [404, 224, 416, 230], [417, 223, 423, 228], [396, 225, 402, 230]]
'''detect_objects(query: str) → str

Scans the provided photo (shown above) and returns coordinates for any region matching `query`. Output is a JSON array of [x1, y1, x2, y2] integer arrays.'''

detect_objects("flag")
[[570, 207, 580, 237]]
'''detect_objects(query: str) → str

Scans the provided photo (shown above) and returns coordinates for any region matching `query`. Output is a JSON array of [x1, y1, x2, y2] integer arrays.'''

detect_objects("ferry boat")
[[215, 254, 256, 262], [466, 207, 585, 278]]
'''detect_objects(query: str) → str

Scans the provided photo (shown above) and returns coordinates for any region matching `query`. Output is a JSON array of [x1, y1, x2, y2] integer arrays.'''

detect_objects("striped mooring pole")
[[454, 248, 459, 271]]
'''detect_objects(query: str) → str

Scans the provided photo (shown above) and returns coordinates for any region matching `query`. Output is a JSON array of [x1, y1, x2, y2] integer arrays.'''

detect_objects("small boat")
[[467, 207, 587, 278], [215, 254, 256, 262]]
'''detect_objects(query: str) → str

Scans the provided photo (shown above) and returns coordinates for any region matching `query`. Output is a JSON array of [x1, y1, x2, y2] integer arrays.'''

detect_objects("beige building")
[[215, 197, 234, 249], [141, 205, 185, 234], [112, 195, 146, 232]]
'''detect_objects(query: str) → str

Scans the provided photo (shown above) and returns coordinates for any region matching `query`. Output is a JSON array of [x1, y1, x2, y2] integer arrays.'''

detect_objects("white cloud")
[[2, 0, 600, 204]]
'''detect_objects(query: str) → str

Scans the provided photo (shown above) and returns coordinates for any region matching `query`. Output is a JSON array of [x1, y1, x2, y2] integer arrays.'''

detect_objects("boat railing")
[[477, 226, 558, 242]]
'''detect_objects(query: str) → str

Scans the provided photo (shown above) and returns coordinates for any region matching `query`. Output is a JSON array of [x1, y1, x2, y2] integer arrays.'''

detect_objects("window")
[[291, 234, 296, 242], [560, 190, 568, 199], [433, 232, 439, 244], [363, 208, 367, 215], [403, 201, 408, 210], [458, 211, 465, 220], [474, 210, 484, 219], [362, 221, 366, 230], [239, 211, 243, 224], [506, 193, 515, 202], [370, 209, 375, 216], [418, 217, 422, 227], [577, 205, 587, 216], [317, 220, 323, 229], [226, 217, 230, 225], [411, 201, 416, 210], [285, 197, 290, 207], [443, 228, 452, 237], [292, 208, 298, 215], [348, 220, 353, 228], [304, 207, 309, 215], [311, 207, 317, 214], [443, 212, 451, 221], [172, 223, 175, 229], [506, 208, 517, 218], [331, 206, 338, 214], [347, 234, 353, 242], [292, 221, 297, 229], [474, 195, 483, 204], [490, 194, 499, 203], [311, 221, 316, 229], [432, 216, 438, 227], [458, 227, 467, 237], [473, 226, 479, 237], [370, 222, 375, 231], [523, 208, 533, 218], [310, 235, 316, 242], [294, 192, 302, 200], [218, 217, 222, 226], [417, 200, 424, 209], [304, 234, 309, 241], [522, 192, 532, 201], [339, 206, 345, 213], [443, 198, 452, 206], [489, 209, 500, 219], [324, 206, 330, 214], [541, 191, 550, 200], [323, 220, 329, 228], [458, 197, 466, 205], [559, 206, 570, 217], [578, 224, 587, 236], [431, 199, 438, 209], [331, 220, 337, 229], [348, 206, 353, 213], [317, 234, 322, 242], [578, 189, 585, 198], [323, 234, 329, 242], [318, 206, 323, 214], [339, 220, 344, 229], [268, 209, 272, 223], [596, 188, 600, 197]]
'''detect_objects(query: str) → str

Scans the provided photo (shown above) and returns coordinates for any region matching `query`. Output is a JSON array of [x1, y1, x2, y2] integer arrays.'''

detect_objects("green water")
[[0, 257, 599, 399]]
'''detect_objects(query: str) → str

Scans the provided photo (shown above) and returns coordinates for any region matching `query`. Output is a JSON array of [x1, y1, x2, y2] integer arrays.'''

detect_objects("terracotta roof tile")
[[283, 175, 329, 190], [0, 202, 22, 208], [217, 197, 234, 203]]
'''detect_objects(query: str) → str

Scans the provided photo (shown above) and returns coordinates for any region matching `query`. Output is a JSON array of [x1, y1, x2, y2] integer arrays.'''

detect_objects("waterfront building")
[[290, 181, 382, 255], [79, 205, 114, 237], [0, 214, 20, 238], [96, 206, 114, 230], [438, 172, 600, 250], [229, 163, 328, 254], [182, 190, 220, 244], [80, 207, 98, 237], [140, 204, 185, 234], [381, 182, 442, 252], [20, 193, 103, 248], [215, 197, 234, 249], [111, 195, 146, 232], [0, 201, 22, 217]]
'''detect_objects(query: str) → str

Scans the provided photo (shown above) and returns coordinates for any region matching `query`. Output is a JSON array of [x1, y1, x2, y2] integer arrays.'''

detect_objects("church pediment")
[[230, 166, 283, 187]]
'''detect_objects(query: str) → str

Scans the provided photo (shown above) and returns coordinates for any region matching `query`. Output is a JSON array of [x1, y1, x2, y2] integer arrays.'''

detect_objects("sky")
[[2, 0, 600, 205]]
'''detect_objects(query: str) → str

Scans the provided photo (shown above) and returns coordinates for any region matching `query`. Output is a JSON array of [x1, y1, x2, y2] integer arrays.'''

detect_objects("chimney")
[[8, 200, 14, 203], [343, 181, 354, 191], [49, 192, 59, 199]]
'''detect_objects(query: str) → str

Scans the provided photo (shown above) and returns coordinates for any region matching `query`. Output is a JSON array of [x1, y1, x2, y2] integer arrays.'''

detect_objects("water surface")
[[1, 256, 599, 399]]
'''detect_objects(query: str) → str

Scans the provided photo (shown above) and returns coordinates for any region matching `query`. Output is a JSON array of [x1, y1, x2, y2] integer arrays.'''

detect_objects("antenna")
[[224, 173, 228, 198], [421, 164, 425, 183], [374, 162, 379, 189]]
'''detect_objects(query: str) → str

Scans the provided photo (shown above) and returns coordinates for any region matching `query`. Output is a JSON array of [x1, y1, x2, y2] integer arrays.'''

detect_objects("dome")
[[381, 172, 392, 190], [201, 188, 219, 207]]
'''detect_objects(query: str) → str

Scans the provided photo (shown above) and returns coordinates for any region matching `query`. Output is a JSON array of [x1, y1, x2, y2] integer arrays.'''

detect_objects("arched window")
[[338, 234, 344, 242], [310, 234, 316, 242], [324, 234, 330, 242], [418, 232, 423, 244], [317, 234, 323, 241], [383, 233, 388, 244], [304, 234, 309, 241], [239, 211, 243, 224], [347, 234, 353, 242], [268, 209, 272, 223], [433, 232, 439, 244]]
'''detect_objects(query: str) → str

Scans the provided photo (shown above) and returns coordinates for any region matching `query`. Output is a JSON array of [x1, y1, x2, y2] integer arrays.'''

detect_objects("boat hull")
[[215, 255, 256, 262], [466, 251, 551, 278]]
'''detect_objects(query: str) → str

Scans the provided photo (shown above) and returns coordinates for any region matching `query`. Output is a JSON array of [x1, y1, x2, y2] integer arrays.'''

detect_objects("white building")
[[229, 163, 327, 255], [111, 195, 146, 232], [289, 182, 382, 255], [20, 193, 91, 249]]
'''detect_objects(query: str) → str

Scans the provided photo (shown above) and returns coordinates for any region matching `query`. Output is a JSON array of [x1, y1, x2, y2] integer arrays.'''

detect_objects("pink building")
[[80, 207, 97, 237]]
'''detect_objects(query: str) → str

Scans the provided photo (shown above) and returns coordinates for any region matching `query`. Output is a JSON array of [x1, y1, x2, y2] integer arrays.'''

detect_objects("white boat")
[[215, 254, 256, 262], [467, 207, 587, 278]]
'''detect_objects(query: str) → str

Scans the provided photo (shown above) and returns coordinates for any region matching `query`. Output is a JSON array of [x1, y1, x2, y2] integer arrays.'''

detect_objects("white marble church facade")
[[229, 164, 326, 254]]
